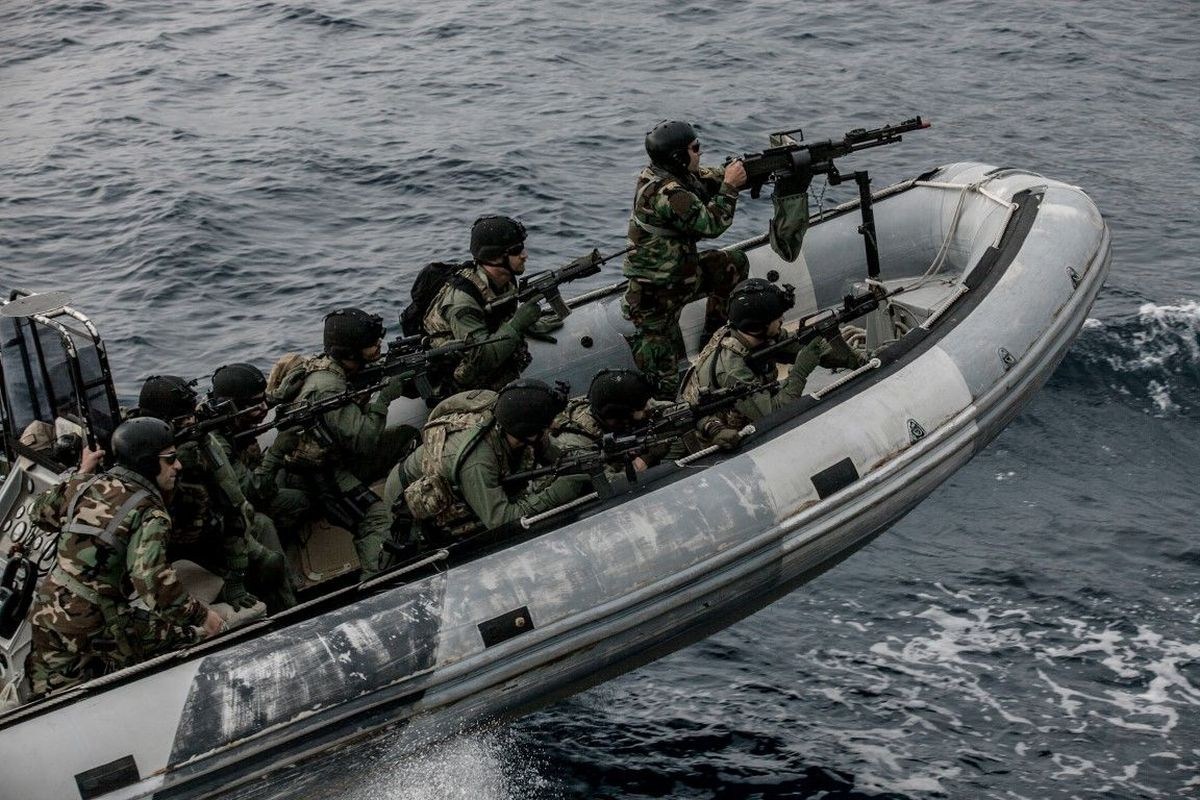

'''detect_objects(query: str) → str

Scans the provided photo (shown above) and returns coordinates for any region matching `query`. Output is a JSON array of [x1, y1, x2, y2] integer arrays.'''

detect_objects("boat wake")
[[1049, 298, 1200, 418]]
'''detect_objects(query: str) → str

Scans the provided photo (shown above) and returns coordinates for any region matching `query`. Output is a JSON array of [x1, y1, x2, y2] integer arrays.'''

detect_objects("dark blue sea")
[[3, 1, 1198, 797]]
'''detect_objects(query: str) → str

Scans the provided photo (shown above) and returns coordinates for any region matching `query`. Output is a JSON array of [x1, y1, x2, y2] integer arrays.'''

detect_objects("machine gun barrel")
[[736, 115, 930, 198]]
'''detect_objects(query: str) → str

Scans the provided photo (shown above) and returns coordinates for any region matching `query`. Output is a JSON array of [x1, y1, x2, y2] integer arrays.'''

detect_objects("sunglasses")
[[688, 142, 701, 153], [159, 452, 181, 464], [505, 243, 527, 257]]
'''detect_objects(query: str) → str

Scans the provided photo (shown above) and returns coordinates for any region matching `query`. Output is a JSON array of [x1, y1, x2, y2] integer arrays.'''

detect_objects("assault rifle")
[[508, 245, 634, 319], [236, 338, 495, 441], [637, 380, 785, 437], [734, 116, 930, 199], [173, 397, 262, 445], [747, 289, 884, 367], [355, 336, 497, 399], [503, 429, 679, 488]]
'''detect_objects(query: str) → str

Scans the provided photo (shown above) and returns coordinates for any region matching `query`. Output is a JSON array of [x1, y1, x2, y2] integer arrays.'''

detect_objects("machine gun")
[[734, 116, 930, 199], [503, 429, 680, 488], [747, 289, 884, 368], [505, 246, 634, 320]]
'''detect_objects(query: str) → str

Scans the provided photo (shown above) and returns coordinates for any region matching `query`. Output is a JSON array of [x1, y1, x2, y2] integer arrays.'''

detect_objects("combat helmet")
[[111, 416, 175, 481], [211, 362, 268, 408], [495, 378, 568, 441], [727, 278, 796, 336], [645, 120, 697, 172], [588, 369, 654, 427], [137, 375, 198, 425], [323, 308, 385, 361], [470, 216, 527, 265]]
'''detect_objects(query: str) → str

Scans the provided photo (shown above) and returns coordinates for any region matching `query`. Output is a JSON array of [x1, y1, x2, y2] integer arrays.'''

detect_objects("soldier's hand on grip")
[[723, 159, 748, 191]]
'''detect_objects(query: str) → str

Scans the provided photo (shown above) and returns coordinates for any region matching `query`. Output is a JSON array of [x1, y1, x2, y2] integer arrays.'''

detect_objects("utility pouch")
[[402, 474, 458, 522]]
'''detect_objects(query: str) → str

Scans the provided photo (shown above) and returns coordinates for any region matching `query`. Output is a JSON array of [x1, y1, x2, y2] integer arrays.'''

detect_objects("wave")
[[1050, 301, 1200, 417]]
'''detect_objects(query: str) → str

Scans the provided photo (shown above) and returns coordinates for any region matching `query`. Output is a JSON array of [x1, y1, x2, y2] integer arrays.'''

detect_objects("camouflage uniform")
[[25, 466, 208, 696], [423, 261, 530, 393], [385, 394, 588, 542], [266, 355, 412, 577], [623, 164, 750, 397], [679, 326, 833, 445]]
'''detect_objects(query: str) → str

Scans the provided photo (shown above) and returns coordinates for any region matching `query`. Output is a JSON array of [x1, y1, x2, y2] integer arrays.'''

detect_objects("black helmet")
[[211, 362, 267, 408], [138, 375, 198, 424], [324, 308, 385, 360], [495, 379, 568, 441], [470, 216, 527, 264], [111, 416, 175, 480], [588, 369, 653, 426], [645, 120, 697, 172], [728, 279, 796, 335]]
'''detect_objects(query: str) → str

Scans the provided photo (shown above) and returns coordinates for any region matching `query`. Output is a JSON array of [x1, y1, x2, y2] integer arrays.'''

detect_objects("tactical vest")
[[680, 326, 773, 433], [270, 354, 360, 471], [402, 390, 498, 536], [46, 467, 161, 607], [423, 262, 520, 344], [624, 166, 718, 284], [551, 398, 605, 445]]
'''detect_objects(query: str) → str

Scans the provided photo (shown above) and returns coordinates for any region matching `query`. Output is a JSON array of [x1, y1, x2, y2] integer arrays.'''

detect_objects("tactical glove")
[[218, 571, 261, 611], [538, 474, 592, 507], [375, 375, 409, 405], [510, 300, 544, 334], [791, 336, 833, 379]]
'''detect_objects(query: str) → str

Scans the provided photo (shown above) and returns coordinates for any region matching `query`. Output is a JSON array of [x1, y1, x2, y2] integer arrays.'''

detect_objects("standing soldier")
[[264, 308, 412, 577], [24, 417, 222, 696], [623, 120, 750, 398], [418, 216, 547, 394]]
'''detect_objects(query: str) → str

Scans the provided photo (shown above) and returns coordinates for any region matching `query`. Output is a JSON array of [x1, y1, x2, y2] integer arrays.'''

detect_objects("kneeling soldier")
[[551, 368, 667, 476], [25, 417, 222, 696], [385, 379, 590, 550], [679, 278, 863, 450]]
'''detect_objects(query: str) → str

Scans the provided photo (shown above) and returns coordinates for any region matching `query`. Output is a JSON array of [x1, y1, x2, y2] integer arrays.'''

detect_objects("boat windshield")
[[0, 314, 117, 456]]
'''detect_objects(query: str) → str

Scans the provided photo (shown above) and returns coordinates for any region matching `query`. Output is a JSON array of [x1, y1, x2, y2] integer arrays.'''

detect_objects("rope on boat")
[[521, 491, 602, 528], [673, 424, 757, 468], [811, 358, 882, 400], [919, 284, 971, 330], [360, 549, 451, 590], [908, 177, 1018, 287]]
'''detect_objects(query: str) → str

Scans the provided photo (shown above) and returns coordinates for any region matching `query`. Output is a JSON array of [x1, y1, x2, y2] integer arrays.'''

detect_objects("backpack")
[[402, 390, 498, 527], [399, 261, 486, 336]]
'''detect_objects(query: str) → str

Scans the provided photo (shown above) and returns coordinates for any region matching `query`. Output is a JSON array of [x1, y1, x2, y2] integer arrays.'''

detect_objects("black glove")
[[219, 571, 260, 611]]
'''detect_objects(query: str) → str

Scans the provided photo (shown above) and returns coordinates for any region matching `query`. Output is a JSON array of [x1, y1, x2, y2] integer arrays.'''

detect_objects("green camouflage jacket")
[[623, 164, 740, 286], [31, 466, 207, 627]]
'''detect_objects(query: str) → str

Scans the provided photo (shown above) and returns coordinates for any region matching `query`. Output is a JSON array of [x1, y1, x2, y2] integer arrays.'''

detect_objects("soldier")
[[623, 120, 750, 398], [385, 379, 590, 551], [679, 278, 864, 450], [206, 362, 307, 610], [137, 375, 280, 616], [264, 308, 412, 577], [551, 368, 665, 475], [419, 215, 546, 393], [24, 417, 222, 696]]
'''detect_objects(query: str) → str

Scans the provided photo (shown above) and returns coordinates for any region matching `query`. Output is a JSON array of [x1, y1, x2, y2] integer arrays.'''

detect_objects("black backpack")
[[400, 261, 485, 336]]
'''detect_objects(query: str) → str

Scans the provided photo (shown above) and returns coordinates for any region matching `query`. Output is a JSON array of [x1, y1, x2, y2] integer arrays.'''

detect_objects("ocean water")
[[2, 0, 1198, 798]]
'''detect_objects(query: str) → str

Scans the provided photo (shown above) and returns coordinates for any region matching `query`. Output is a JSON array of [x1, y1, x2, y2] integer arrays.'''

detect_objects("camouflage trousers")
[[25, 582, 197, 696], [623, 249, 749, 398], [25, 585, 131, 696]]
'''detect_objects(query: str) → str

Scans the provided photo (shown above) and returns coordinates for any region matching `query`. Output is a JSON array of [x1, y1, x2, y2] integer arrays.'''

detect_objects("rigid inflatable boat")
[[0, 161, 1110, 800]]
